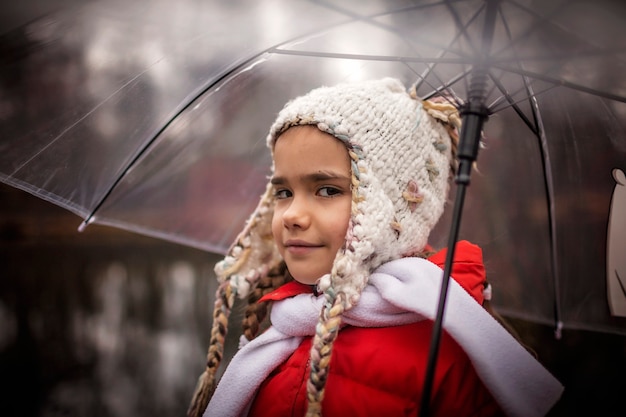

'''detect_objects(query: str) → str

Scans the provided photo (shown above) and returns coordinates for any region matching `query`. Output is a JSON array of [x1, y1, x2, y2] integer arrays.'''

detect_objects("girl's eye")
[[274, 189, 292, 199], [318, 186, 342, 197]]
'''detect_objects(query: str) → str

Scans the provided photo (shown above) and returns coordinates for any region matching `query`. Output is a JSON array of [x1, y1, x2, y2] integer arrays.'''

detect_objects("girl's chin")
[[289, 270, 326, 286], [290, 271, 331, 289], [292, 276, 320, 286]]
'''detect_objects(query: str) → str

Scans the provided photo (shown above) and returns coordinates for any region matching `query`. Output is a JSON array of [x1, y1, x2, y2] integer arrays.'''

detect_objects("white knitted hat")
[[215, 77, 459, 309]]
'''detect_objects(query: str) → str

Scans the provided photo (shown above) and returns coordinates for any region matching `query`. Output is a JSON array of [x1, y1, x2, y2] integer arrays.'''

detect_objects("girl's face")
[[271, 126, 352, 285]]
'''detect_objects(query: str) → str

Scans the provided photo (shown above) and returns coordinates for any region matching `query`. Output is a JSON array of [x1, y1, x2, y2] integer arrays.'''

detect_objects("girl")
[[188, 78, 563, 417]]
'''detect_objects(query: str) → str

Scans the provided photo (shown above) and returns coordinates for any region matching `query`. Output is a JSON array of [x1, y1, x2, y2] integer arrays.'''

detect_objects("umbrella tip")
[[77, 218, 92, 233], [554, 321, 563, 340]]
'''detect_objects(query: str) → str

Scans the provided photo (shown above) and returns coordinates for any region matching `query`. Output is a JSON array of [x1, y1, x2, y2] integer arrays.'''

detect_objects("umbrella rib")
[[409, 68, 461, 107], [487, 71, 538, 135], [413, 54, 459, 100], [492, 6, 564, 336], [489, 46, 626, 64], [311, 0, 467, 19], [494, 0, 625, 68], [490, 7, 542, 114], [426, 70, 469, 96], [490, 0, 570, 60], [487, 4, 538, 134], [417, 69, 471, 105], [527, 84, 564, 339], [269, 48, 475, 64], [442, 0, 484, 55], [414, 0, 484, 95], [488, 83, 557, 114], [491, 64, 626, 103]]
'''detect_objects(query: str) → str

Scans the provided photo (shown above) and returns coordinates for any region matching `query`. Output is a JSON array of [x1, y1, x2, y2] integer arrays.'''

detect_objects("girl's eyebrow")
[[270, 171, 350, 185]]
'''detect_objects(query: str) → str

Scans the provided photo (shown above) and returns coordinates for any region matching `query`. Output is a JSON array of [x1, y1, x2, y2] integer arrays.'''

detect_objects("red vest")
[[249, 241, 505, 417]]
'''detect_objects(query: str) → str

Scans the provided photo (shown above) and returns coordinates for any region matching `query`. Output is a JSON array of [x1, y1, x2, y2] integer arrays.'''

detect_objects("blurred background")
[[1, 182, 220, 416]]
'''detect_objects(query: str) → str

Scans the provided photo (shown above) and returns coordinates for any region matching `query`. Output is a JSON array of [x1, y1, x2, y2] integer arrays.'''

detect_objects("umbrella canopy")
[[1, 0, 625, 340]]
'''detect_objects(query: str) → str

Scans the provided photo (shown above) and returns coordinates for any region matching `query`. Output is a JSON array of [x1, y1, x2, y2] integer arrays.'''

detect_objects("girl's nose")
[[282, 196, 310, 229]]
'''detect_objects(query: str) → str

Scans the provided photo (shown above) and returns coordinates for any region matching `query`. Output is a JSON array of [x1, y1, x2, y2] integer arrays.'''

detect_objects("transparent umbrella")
[[1, 0, 625, 407]]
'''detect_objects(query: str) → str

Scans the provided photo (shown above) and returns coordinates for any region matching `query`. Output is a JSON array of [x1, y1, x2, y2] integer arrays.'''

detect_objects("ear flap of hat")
[[214, 183, 282, 299]]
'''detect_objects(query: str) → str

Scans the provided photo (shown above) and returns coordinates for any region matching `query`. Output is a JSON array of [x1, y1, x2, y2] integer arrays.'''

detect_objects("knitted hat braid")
[[306, 291, 346, 416]]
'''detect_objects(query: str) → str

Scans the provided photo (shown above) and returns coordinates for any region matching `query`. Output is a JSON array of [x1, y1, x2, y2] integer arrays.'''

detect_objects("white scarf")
[[205, 257, 563, 417]]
